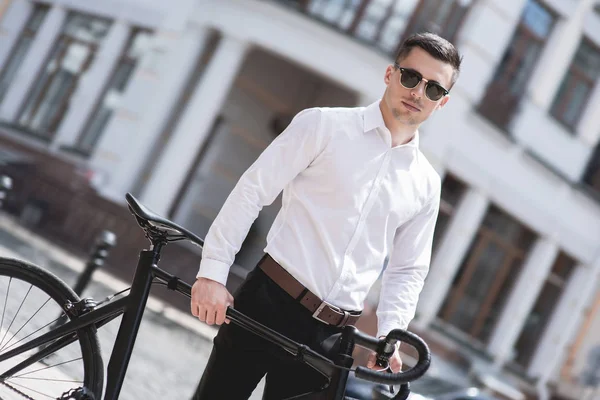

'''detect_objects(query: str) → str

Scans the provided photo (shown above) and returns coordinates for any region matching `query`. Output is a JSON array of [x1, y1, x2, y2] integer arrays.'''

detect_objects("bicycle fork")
[[103, 248, 159, 400]]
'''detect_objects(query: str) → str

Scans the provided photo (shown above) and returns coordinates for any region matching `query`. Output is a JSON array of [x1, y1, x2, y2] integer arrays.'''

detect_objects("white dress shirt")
[[197, 100, 441, 337]]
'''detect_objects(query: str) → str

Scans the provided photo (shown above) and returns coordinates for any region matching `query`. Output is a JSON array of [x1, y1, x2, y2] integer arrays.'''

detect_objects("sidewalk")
[[0, 213, 265, 399]]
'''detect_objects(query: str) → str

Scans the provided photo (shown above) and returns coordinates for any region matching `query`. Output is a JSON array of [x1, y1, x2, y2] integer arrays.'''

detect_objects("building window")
[[402, 0, 472, 44], [0, 3, 49, 104], [302, 0, 364, 31], [287, 0, 472, 55], [74, 27, 153, 156], [351, 0, 421, 53], [550, 39, 600, 131], [512, 251, 575, 369], [16, 12, 111, 140], [432, 173, 466, 254], [438, 205, 537, 343], [478, 0, 556, 131]]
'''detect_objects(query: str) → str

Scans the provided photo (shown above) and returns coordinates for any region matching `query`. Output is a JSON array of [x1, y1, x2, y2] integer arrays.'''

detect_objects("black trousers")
[[192, 261, 343, 400]]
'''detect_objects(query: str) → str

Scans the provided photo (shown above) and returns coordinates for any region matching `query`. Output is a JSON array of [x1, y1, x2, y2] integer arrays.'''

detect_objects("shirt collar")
[[363, 100, 387, 134], [363, 100, 420, 149]]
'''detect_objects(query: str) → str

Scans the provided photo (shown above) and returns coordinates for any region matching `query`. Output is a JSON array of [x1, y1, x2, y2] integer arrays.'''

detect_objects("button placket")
[[326, 150, 392, 301]]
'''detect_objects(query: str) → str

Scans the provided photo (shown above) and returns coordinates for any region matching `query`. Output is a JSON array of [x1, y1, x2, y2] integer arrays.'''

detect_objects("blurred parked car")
[[345, 373, 502, 400]]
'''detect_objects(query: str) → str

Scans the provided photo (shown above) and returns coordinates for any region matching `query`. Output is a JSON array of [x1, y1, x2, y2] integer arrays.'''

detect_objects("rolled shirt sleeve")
[[376, 188, 441, 338], [197, 108, 325, 285]]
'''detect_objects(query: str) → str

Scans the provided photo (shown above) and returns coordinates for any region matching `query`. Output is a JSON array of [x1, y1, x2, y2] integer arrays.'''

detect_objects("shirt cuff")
[[377, 320, 408, 339], [196, 258, 231, 286]]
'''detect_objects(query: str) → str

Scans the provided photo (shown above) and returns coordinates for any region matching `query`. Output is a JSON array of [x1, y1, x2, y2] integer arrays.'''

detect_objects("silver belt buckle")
[[313, 300, 347, 326], [312, 300, 334, 324]]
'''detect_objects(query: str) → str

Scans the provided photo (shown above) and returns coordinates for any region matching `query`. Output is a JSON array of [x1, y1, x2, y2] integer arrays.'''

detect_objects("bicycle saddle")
[[125, 192, 204, 248]]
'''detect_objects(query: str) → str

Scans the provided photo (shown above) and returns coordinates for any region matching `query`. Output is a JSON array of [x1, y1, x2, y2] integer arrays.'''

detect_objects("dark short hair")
[[395, 32, 463, 88]]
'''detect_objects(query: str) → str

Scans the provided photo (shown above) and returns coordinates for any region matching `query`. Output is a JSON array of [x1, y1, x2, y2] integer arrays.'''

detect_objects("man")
[[191, 32, 462, 399]]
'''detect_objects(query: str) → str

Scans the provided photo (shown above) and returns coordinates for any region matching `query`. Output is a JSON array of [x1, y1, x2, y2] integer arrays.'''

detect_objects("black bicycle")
[[0, 193, 431, 400]]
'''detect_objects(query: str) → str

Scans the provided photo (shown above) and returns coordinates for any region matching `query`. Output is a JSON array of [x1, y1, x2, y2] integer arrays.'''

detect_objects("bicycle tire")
[[0, 257, 104, 399]]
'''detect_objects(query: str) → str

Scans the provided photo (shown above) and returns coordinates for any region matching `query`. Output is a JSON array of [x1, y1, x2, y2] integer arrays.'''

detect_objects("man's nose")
[[410, 81, 425, 99]]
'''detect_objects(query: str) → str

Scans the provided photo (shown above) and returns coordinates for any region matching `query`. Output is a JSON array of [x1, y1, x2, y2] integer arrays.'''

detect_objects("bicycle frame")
[[0, 192, 430, 400], [0, 244, 380, 400]]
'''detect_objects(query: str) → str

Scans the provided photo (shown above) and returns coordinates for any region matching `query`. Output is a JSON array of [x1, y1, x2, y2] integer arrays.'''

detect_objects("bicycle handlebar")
[[225, 307, 430, 390], [354, 328, 431, 385]]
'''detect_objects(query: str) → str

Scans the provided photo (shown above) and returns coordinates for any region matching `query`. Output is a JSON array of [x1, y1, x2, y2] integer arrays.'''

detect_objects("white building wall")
[[451, 0, 529, 105], [139, 34, 249, 214], [528, 263, 600, 382], [89, 25, 210, 201], [511, 100, 593, 181]]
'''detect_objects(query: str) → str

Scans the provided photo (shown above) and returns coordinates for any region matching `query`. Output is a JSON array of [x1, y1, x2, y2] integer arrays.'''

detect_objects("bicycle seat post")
[[104, 234, 167, 400]]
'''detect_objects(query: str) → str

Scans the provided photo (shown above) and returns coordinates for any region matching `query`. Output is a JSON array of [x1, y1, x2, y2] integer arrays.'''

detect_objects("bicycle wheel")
[[0, 257, 104, 399]]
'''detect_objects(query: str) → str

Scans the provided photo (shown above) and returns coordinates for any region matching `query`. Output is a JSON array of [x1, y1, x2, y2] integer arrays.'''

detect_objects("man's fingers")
[[366, 352, 376, 368], [190, 278, 234, 325], [215, 306, 227, 326], [367, 351, 402, 372], [197, 306, 207, 322], [390, 356, 403, 373], [205, 309, 217, 325]]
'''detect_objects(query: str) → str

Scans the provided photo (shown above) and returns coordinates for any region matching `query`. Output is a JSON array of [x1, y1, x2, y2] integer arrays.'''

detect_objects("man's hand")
[[366, 344, 403, 373], [190, 277, 234, 325]]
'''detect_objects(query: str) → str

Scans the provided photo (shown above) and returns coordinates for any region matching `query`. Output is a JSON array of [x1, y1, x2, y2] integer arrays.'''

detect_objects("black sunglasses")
[[394, 63, 449, 101]]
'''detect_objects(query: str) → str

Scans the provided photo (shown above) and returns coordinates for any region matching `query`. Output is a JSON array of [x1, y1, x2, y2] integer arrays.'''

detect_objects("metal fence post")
[[72, 230, 117, 296], [0, 175, 12, 209]]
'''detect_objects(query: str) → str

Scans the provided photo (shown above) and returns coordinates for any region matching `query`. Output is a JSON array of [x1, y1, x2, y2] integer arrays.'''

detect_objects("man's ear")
[[438, 94, 450, 110], [384, 64, 394, 86]]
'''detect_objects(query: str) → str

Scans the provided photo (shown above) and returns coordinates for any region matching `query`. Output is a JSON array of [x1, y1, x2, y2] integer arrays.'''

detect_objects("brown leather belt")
[[258, 255, 361, 327]]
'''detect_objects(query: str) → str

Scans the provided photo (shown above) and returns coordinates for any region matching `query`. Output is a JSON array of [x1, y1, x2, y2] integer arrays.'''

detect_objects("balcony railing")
[[276, 0, 470, 56]]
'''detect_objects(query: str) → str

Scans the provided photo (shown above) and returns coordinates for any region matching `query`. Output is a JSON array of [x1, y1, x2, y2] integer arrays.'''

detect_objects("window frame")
[[15, 11, 112, 140], [72, 26, 153, 156], [477, 0, 557, 131], [439, 205, 537, 343], [0, 3, 50, 103], [550, 37, 600, 132]]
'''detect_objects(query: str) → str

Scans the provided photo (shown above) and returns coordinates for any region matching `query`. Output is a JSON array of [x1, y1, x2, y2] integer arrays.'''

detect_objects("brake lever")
[[354, 328, 430, 385], [374, 339, 399, 398], [375, 338, 397, 368]]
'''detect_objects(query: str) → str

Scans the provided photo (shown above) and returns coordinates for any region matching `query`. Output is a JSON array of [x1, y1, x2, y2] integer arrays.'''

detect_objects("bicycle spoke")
[[10, 376, 82, 384], [0, 285, 33, 348], [1, 297, 52, 352], [0, 277, 12, 341], [0, 260, 101, 400], [12, 357, 83, 378], [1, 314, 65, 354], [9, 380, 55, 399], [0, 333, 79, 379]]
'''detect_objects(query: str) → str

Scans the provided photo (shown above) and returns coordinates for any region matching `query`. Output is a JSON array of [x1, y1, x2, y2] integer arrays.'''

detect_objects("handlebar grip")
[[355, 329, 431, 385], [393, 383, 410, 400]]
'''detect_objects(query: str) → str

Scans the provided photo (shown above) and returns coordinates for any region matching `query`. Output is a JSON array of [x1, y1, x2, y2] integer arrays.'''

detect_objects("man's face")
[[383, 47, 454, 126]]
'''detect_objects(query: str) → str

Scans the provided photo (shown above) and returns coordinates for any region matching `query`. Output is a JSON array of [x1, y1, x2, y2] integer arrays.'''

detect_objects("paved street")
[[0, 214, 265, 400]]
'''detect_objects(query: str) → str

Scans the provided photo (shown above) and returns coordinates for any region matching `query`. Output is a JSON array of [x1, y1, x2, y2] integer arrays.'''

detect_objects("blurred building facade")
[[0, 0, 599, 399]]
